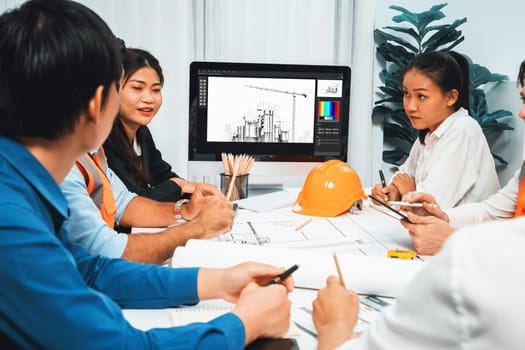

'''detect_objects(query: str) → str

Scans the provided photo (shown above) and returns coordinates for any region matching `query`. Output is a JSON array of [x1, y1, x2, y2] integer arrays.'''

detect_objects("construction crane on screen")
[[245, 84, 307, 142]]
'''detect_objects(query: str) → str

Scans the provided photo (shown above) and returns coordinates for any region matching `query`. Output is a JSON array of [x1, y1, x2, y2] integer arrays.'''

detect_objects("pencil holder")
[[220, 173, 249, 200]]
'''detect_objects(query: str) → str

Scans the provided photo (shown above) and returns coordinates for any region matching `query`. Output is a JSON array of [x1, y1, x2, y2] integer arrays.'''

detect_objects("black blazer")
[[104, 126, 183, 202]]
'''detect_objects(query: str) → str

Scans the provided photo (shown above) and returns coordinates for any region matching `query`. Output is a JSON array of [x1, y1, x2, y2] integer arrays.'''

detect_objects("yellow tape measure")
[[387, 249, 417, 260]]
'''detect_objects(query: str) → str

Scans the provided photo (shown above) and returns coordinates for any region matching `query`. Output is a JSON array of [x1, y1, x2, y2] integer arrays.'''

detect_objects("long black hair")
[[105, 48, 164, 185], [404, 50, 470, 143], [518, 60, 525, 87]]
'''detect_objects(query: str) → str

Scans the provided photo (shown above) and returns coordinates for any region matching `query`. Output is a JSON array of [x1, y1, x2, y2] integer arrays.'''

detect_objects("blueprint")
[[213, 201, 415, 258]]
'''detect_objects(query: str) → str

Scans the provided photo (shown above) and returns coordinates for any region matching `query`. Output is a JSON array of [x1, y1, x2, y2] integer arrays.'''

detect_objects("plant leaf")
[[374, 3, 512, 166], [423, 18, 467, 39], [471, 63, 509, 86], [383, 149, 409, 166], [378, 86, 403, 99], [423, 27, 464, 51], [481, 110, 513, 123], [372, 105, 396, 122], [374, 27, 418, 52], [492, 153, 509, 167], [470, 89, 488, 117], [384, 26, 419, 40], [377, 43, 414, 69], [390, 4, 447, 33], [437, 37, 465, 52], [481, 122, 514, 133], [384, 122, 416, 143]]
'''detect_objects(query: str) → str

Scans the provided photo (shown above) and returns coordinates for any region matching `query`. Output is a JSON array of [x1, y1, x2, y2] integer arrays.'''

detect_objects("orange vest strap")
[[75, 161, 95, 195], [76, 149, 117, 229], [513, 161, 525, 217]]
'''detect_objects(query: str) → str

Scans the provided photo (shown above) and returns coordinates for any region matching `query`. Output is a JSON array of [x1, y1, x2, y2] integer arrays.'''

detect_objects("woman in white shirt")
[[313, 218, 525, 350], [371, 51, 499, 209], [395, 60, 525, 256]]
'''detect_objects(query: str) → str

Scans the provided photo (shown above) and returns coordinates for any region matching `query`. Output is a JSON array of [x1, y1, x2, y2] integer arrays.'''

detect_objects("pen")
[[387, 201, 437, 208], [265, 264, 299, 286], [379, 169, 386, 188], [332, 253, 347, 289]]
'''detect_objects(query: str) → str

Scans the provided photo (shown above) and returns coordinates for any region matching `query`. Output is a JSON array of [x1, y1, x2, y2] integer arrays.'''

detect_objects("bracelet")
[[174, 199, 190, 224]]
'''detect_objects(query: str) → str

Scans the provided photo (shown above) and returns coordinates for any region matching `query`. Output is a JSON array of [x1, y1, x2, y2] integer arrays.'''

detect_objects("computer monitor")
[[188, 61, 351, 186]]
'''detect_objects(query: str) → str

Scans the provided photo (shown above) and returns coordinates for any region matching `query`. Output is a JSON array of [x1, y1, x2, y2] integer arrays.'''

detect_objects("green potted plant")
[[373, 3, 513, 167]]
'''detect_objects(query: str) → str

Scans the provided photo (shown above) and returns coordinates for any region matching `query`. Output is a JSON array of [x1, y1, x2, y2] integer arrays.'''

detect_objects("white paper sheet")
[[172, 239, 426, 297], [235, 189, 300, 212]]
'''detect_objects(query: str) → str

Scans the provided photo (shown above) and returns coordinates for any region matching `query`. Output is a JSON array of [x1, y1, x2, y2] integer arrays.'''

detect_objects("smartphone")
[[368, 194, 411, 222], [245, 338, 299, 350]]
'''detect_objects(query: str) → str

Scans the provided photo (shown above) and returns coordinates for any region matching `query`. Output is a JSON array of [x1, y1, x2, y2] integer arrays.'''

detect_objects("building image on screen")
[[206, 77, 315, 144], [188, 61, 351, 179]]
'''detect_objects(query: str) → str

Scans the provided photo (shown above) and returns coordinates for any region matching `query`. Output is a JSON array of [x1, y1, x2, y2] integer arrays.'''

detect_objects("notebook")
[[169, 305, 300, 337]]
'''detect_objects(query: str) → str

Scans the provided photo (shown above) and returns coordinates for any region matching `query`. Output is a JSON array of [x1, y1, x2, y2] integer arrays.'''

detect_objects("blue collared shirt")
[[0, 136, 245, 349], [61, 160, 135, 257]]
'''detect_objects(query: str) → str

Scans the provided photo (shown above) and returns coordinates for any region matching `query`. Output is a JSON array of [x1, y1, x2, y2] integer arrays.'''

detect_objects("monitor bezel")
[[188, 61, 350, 162]]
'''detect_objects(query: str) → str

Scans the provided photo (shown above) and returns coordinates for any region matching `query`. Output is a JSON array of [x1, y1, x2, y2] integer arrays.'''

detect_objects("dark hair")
[[404, 50, 470, 143], [121, 48, 164, 87], [105, 48, 164, 185], [0, 0, 122, 140], [518, 60, 525, 87]]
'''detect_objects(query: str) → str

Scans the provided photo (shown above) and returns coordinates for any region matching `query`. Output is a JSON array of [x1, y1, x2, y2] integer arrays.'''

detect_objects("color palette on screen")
[[318, 100, 339, 121]]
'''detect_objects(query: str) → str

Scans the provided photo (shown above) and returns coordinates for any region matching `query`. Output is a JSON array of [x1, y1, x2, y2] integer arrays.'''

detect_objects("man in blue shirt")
[[0, 1, 292, 348]]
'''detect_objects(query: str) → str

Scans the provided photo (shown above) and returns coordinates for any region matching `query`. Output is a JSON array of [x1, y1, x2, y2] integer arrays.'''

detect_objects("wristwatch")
[[174, 199, 190, 224]]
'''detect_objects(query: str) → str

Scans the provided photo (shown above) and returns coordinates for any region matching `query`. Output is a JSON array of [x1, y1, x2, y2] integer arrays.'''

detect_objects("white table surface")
[[123, 287, 318, 349]]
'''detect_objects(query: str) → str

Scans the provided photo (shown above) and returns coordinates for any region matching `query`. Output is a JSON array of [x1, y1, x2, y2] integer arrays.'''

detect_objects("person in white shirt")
[[371, 51, 499, 209], [396, 59, 525, 255], [313, 217, 525, 350]]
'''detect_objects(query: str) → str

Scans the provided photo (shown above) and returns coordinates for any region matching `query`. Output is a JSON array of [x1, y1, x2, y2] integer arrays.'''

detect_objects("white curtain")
[[85, 0, 355, 179], [1, 0, 368, 182], [196, 0, 353, 65], [76, 0, 195, 178]]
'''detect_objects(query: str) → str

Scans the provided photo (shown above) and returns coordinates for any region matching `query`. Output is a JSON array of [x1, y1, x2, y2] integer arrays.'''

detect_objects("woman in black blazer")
[[104, 47, 222, 202]]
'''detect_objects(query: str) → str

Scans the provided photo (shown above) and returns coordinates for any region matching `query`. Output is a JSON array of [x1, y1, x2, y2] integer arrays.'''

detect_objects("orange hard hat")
[[292, 160, 367, 217]]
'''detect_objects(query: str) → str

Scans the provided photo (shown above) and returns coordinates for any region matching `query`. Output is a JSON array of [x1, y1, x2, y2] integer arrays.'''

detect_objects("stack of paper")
[[235, 190, 300, 212], [172, 239, 427, 298]]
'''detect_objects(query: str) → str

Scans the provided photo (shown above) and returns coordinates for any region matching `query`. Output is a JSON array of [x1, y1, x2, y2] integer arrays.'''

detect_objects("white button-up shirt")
[[338, 217, 525, 350], [445, 166, 521, 227], [399, 107, 499, 209]]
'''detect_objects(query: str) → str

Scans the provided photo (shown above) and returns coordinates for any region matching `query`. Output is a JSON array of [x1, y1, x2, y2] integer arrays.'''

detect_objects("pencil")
[[332, 253, 346, 289], [225, 159, 239, 201], [294, 218, 312, 231]]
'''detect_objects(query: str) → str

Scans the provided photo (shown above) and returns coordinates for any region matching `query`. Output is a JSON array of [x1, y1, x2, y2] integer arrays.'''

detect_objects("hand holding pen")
[[400, 192, 447, 220], [231, 263, 294, 343], [264, 264, 299, 286], [371, 170, 399, 202], [207, 262, 294, 304]]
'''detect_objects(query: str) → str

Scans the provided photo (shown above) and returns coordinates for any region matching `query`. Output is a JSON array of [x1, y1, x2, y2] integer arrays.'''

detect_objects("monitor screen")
[[188, 61, 351, 163]]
